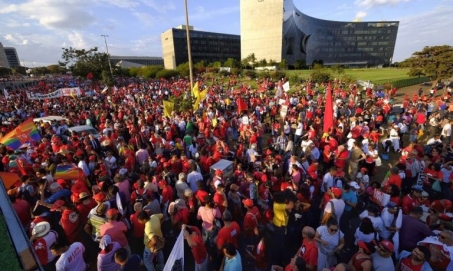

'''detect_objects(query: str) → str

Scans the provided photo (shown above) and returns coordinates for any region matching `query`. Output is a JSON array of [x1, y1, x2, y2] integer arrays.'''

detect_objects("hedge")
[[373, 76, 430, 89]]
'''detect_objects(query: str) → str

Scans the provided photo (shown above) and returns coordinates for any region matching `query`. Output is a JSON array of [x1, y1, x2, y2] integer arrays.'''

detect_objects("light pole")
[[184, 0, 194, 92], [101, 34, 114, 78]]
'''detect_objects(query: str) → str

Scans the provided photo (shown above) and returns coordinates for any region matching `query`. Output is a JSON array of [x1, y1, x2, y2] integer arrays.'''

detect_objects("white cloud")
[[140, 0, 176, 14], [0, 0, 96, 29], [355, 0, 411, 9], [22, 39, 28, 45], [393, 5, 453, 61], [133, 12, 157, 27], [355, 11, 367, 19]]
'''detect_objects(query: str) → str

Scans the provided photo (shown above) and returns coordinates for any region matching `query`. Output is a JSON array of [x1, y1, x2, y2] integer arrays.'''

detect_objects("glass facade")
[[110, 56, 163, 66], [170, 29, 241, 66], [283, 0, 399, 66], [4, 47, 19, 68]]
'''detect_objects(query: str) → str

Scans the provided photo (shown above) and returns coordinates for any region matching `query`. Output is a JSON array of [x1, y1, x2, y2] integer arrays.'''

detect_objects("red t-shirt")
[[195, 190, 209, 205], [213, 192, 226, 214], [399, 255, 423, 271], [189, 231, 207, 264], [216, 222, 241, 250], [130, 213, 145, 238], [161, 186, 174, 204], [173, 208, 190, 225], [13, 199, 31, 228], [402, 194, 419, 214], [243, 207, 261, 233], [298, 239, 318, 268], [60, 209, 80, 243], [387, 174, 402, 189]]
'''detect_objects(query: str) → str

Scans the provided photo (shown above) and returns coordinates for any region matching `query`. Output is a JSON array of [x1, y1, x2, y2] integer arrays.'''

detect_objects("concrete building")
[[4, 47, 20, 68], [161, 25, 241, 69], [0, 43, 11, 69], [110, 56, 163, 67], [241, 0, 399, 67]]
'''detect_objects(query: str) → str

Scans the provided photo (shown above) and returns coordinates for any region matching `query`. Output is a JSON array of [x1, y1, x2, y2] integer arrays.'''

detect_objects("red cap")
[[50, 200, 65, 211], [445, 200, 452, 209], [163, 162, 169, 168], [160, 158, 166, 163], [93, 192, 106, 202], [158, 180, 167, 187], [331, 187, 342, 198], [361, 167, 368, 172], [266, 149, 272, 155], [242, 198, 254, 207], [106, 208, 120, 217], [89, 155, 96, 161], [215, 169, 222, 176], [379, 240, 394, 253]]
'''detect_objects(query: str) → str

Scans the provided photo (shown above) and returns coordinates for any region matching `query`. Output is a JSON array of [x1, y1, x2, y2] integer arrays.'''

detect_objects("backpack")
[[134, 189, 148, 204]]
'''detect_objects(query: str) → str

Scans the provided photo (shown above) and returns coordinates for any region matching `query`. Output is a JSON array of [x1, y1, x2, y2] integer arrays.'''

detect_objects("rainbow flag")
[[0, 118, 41, 150], [54, 165, 80, 180]]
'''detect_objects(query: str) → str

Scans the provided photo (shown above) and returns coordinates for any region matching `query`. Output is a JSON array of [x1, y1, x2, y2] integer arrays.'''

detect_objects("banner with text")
[[60, 87, 81, 96], [26, 89, 62, 100]]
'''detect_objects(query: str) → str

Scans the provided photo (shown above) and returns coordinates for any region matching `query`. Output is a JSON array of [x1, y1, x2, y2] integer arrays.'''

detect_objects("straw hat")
[[32, 222, 51, 238]]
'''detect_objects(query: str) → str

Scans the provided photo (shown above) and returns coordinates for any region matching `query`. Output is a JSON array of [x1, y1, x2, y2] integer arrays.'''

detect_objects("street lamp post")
[[184, 0, 194, 92], [101, 34, 114, 78]]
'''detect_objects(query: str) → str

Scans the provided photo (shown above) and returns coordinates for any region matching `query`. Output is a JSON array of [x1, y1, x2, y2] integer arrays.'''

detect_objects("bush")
[[206, 67, 219, 73], [156, 69, 180, 79], [243, 70, 256, 78], [231, 68, 241, 76], [310, 69, 331, 83], [270, 71, 286, 80], [219, 70, 230, 77]]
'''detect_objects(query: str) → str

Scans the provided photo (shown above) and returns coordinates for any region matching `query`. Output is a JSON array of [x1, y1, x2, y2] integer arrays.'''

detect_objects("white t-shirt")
[[324, 199, 345, 223], [295, 122, 303, 136], [56, 242, 86, 271], [442, 123, 452, 137]]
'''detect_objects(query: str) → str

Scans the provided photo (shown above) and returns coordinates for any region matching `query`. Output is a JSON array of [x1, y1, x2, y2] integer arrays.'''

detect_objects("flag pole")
[[184, 0, 194, 94]]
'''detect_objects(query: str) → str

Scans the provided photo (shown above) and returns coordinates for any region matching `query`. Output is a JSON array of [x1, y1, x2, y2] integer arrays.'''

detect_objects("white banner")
[[3, 89, 9, 99], [163, 230, 184, 271], [60, 87, 81, 96], [283, 81, 290, 92], [280, 105, 288, 118], [27, 89, 62, 100]]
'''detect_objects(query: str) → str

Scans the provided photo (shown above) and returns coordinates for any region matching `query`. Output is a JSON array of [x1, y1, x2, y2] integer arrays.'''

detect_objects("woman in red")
[[348, 241, 374, 271]]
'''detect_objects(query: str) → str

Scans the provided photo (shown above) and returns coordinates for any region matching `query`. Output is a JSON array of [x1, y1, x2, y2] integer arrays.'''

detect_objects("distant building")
[[161, 25, 241, 69], [241, 0, 399, 67], [0, 43, 11, 69], [4, 47, 20, 68], [110, 56, 163, 67]]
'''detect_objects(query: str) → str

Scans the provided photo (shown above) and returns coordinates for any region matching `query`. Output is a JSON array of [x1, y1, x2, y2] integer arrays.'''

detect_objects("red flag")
[[237, 97, 248, 114], [87, 72, 93, 79], [323, 82, 334, 133]]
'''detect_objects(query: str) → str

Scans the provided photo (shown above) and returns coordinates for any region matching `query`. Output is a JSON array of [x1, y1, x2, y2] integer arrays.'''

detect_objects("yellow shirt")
[[272, 203, 288, 227], [143, 213, 164, 245]]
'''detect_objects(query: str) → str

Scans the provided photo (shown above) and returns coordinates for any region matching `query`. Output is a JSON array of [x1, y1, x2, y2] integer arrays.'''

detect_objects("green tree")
[[278, 59, 288, 70], [241, 53, 256, 69], [310, 69, 331, 83], [177, 62, 190, 77], [257, 58, 268, 67], [101, 70, 115, 87], [194, 61, 207, 73], [156, 69, 179, 79], [268, 59, 277, 66], [401, 45, 453, 80], [12, 66, 27, 75], [223, 58, 239, 68], [59, 47, 115, 79], [0, 67, 10, 76]]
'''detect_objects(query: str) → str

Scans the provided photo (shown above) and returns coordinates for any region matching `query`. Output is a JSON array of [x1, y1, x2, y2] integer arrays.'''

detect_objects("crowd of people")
[[2, 74, 453, 271]]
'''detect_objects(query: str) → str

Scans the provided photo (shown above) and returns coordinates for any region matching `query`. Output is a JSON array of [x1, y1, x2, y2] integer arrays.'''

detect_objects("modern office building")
[[4, 47, 20, 68], [161, 25, 241, 69], [241, 0, 399, 67], [0, 43, 11, 69], [110, 56, 163, 67]]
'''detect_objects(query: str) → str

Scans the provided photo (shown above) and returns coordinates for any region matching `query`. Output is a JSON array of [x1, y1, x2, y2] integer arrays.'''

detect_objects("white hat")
[[214, 180, 222, 188], [32, 222, 51, 238], [348, 181, 360, 190], [178, 172, 186, 181]]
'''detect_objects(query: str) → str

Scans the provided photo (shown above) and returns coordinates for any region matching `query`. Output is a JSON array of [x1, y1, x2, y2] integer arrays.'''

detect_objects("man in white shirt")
[[50, 242, 86, 271], [294, 121, 303, 147], [441, 120, 452, 145]]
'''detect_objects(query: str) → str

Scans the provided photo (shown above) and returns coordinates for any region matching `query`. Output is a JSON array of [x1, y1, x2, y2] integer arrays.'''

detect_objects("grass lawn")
[[0, 213, 23, 271], [284, 68, 411, 82]]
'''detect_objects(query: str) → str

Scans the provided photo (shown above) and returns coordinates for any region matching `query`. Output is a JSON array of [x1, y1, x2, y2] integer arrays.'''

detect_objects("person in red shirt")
[[170, 199, 190, 229], [213, 184, 227, 215], [9, 191, 31, 230], [50, 200, 81, 244], [383, 167, 403, 190], [430, 199, 453, 213], [129, 202, 145, 255], [293, 226, 318, 271], [396, 246, 432, 271], [334, 145, 348, 171], [216, 210, 241, 251], [401, 185, 423, 214], [30, 221, 58, 268], [243, 199, 261, 237], [158, 179, 173, 218], [75, 192, 97, 227], [182, 225, 208, 271]]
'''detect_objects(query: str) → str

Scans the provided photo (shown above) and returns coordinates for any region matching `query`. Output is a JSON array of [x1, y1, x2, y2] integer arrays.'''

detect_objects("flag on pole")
[[0, 118, 41, 150], [237, 97, 248, 114], [3, 89, 9, 99], [323, 82, 334, 133], [192, 82, 199, 98], [163, 230, 184, 271], [163, 101, 174, 117], [283, 81, 290, 92], [193, 89, 207, 111]]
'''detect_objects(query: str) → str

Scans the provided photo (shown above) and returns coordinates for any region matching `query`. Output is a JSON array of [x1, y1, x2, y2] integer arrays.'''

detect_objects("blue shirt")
[[341, 190, 357, 212], [45, 189, 72, 204], [224, 251, 242, 271]]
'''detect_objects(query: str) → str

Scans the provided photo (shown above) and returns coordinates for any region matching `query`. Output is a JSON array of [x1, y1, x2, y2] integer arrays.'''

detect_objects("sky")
[[0, 0, 452, 67]]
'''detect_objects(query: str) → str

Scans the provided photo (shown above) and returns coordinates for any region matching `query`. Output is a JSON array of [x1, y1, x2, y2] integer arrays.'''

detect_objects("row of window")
[[317, 35, 392, 41], [318, 52, 391, 58]]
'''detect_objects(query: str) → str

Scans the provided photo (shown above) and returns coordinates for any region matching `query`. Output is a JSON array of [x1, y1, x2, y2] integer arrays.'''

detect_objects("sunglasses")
[[329, 228, 338, 232]]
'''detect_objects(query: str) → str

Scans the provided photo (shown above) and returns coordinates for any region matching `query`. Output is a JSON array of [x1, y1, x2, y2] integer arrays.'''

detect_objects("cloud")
[[355, 11, 368, 19], [393, 5, 453, 61], [140, 0, 176, 14], [0, 0, 96, 29], [133, 12, 157, 27], [355, 0, 411, 9]]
